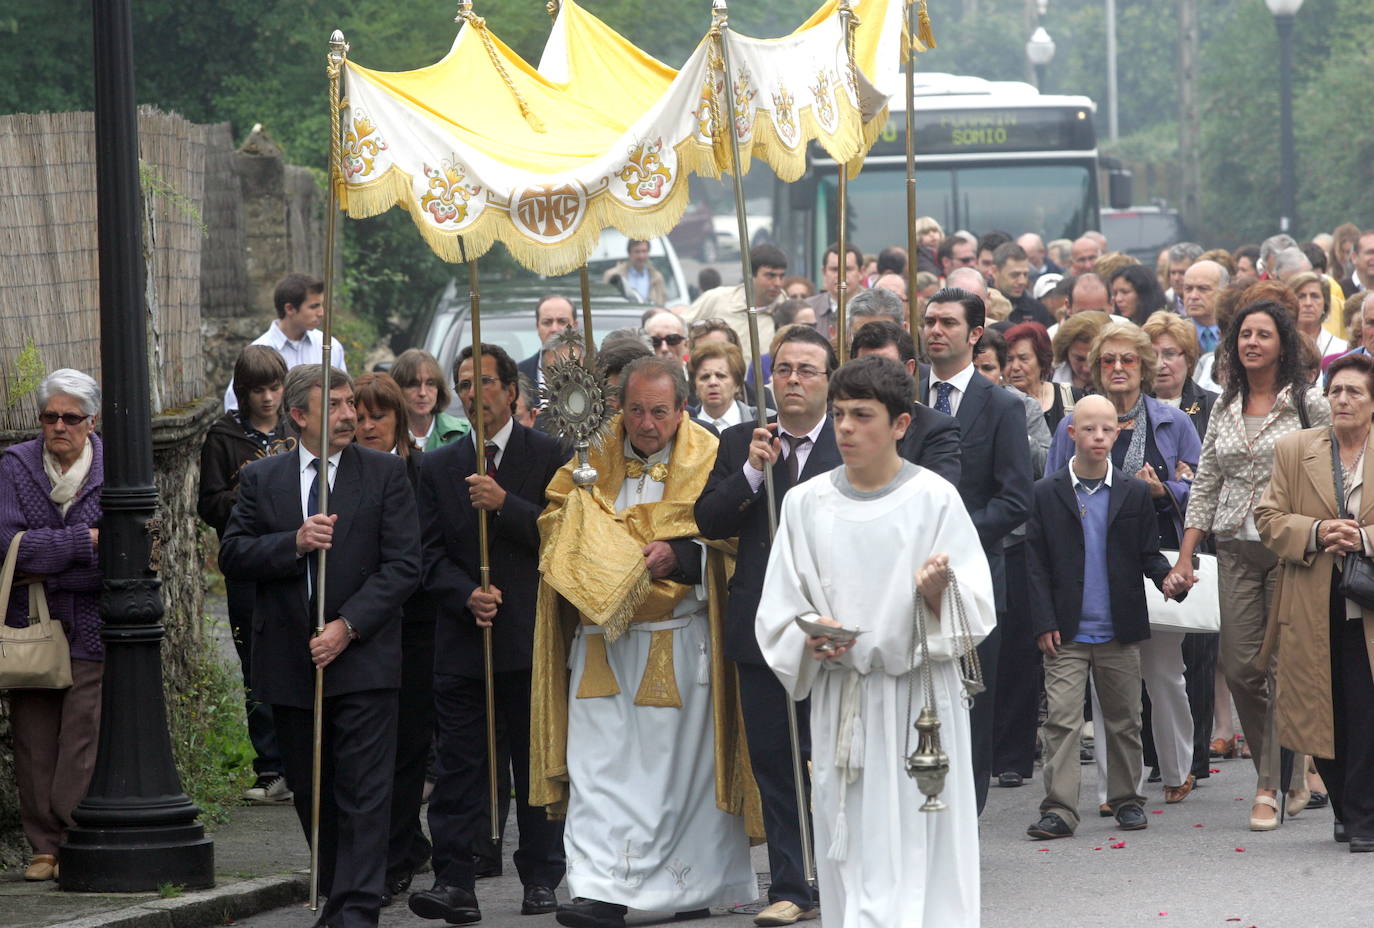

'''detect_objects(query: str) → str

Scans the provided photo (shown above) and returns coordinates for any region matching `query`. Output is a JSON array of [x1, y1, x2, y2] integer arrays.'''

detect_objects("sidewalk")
[[0, 803, 311, 928]]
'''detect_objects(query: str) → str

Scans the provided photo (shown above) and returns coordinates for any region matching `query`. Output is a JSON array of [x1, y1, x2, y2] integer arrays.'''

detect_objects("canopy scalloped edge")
[[334, 1, 899, 274]]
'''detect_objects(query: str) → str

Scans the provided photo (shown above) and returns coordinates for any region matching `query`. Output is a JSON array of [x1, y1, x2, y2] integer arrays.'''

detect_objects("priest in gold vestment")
[[530, 357, 761, 928]]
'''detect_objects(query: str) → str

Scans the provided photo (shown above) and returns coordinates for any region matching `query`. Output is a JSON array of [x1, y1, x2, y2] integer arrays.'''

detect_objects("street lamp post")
[[1266, 0, 1304, 234], [59, 0, 214, 892], [1026, 26, 1056, 92]]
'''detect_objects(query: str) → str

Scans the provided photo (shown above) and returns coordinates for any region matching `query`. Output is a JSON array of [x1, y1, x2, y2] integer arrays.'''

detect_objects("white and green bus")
[[772, 72, 1131, 278]]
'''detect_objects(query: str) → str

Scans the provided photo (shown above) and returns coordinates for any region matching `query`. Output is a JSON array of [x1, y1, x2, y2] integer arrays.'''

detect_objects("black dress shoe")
[[1335, 821, 1349, 843], [1027, 812, 1073, 839], [673, 909, 711, 920], [379, 892, 393, 908], [387, 872, 413, 896], [1116, 804, 1148, 831], [998, 771, 1024, 788], [522, 885, 557, 915], [1308, 791, 1330, 810], [1147, 767, 1162, 784], [1351, 836, 1374, 853], [408, 884, 481, 924], [555, 897, 627, 928]]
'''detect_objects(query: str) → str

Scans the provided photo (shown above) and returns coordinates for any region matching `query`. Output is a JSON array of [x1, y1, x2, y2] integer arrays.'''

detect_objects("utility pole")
[[1178, 0, 1201, 234]]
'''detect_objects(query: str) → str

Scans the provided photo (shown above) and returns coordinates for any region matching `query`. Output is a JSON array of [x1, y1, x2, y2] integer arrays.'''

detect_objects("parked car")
[[1100, 205, 1186, 264], [669, 200, 718, 263]]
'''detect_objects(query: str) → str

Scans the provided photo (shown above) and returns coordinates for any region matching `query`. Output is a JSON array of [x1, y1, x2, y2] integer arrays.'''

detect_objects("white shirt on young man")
[[224, 320, 348, 411]]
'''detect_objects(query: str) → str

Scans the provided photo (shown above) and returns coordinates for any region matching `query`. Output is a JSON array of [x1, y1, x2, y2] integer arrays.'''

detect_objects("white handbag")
[[1146, 550, 1220, 634]]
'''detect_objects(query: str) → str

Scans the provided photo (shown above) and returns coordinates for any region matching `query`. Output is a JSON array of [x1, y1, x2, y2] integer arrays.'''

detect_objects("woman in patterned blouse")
[[1167, 301, 1331, 832]]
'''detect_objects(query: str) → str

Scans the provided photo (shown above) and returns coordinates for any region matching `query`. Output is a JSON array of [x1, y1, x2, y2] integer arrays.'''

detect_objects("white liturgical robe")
[[756, 461, 996, 928], [562, 436, 754, 912]]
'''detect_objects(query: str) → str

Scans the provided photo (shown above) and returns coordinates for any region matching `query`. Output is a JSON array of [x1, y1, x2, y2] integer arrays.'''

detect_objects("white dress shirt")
[[743, 415, 827, 492], [697, 400, 747, 434], [927, 362, 976, 417], [471, 416, 514, 470], [224, 320, 349, 411], [298, 445, 341, 522]]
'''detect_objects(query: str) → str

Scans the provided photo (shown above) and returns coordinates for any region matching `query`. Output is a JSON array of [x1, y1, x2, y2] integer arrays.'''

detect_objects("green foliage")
[[164, 624, 253, 826], [3, 340, 45, 409], [139, 160, 207, 236], [158, 882, 185, 899]]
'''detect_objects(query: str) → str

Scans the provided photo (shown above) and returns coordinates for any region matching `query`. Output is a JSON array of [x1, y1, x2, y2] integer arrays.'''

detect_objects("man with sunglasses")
[[682, 243, 790, 348], [642, 309, 690, 367]]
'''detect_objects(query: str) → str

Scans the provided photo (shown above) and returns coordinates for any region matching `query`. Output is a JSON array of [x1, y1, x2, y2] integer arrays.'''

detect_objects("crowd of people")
[[6, 220, 1374, 926]]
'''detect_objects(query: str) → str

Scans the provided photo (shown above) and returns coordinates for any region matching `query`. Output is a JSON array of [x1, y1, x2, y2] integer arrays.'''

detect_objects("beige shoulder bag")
[[0, 532, 73, 690]]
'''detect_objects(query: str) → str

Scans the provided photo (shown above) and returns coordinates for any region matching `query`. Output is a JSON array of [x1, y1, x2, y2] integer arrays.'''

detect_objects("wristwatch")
[[341, 617, 359, 641]]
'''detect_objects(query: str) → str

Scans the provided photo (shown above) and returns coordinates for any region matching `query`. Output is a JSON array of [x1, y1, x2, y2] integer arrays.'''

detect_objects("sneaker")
[[244, 773, 294, 804]]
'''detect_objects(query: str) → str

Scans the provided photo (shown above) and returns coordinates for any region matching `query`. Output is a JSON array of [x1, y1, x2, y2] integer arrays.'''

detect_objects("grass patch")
[[165, 623, 253, 826], [158, 882, 185, 898]]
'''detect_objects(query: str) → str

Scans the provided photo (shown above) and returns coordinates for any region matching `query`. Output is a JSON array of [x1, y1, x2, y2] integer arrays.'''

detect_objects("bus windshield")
[[817, 162, 1096, 257]]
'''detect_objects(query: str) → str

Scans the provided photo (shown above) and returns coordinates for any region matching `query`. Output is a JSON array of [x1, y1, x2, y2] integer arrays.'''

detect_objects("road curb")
[[49, 871, 308, 928]]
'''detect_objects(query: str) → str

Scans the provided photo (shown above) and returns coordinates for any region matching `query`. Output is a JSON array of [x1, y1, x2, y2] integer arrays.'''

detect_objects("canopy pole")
[[904, 1, 919, 334], [458, 237, 501, 845], [836, 160, 849, 363], [578, 266, 595, 359], [711, 0, 816, 892], [310, 28, 349, 913]]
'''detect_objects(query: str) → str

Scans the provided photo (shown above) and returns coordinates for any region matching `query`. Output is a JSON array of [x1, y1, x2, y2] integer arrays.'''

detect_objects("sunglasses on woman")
[[39, 412, 91, 426]]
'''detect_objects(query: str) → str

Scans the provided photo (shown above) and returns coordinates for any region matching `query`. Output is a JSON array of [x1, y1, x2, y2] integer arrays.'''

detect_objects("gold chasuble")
[[529, 412, 763, 840]]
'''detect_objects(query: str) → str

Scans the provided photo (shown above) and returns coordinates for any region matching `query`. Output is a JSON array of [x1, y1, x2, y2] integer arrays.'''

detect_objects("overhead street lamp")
[[1026, 26, 1056, 92], [1265, 0, 1305, 233]]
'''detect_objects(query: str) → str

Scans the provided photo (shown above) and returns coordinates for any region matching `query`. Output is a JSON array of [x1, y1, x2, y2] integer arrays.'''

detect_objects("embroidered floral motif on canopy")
[[335, 0, 904, 274]]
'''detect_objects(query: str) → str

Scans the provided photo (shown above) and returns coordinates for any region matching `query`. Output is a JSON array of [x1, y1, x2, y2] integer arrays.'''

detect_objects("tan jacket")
[[1256, 427, 1374, 758], [1185, 384, 1331, 538], [602, 260, 666, 306], [681, 284, 776, 349]]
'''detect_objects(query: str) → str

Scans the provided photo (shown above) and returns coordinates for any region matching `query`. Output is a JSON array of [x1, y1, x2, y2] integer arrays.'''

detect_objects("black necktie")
[[484, 441, 499, 477], [782, 433, 809, 485], [306, 458, 321, 517], [306, 459, 321, 607]]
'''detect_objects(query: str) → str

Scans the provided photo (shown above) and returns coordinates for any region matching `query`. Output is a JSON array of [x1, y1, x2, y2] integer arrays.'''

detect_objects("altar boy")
[[755, 356, 995, 927], [1024, 395, 1187, 840]]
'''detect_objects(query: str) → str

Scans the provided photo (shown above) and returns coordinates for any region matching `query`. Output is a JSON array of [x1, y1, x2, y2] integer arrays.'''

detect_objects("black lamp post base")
[[59, 820, 213, 892]]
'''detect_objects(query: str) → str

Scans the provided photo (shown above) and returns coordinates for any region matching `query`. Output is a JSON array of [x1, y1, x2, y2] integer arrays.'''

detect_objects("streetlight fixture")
[[1265, 0, 1305, 233], [1026, 26, 1056, 92], [59, 0, 214, 892]]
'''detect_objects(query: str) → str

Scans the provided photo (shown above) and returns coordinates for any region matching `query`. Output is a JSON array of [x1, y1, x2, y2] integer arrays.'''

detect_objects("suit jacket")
[[919, 369, 1033, 610], [517, 352, 541, 387], [1172, 378, 1216, 442], [1025, 467, 1175, 645], [899, 403, 962, 487], [219, 444, 421, 708], [695, 417, 842, 665], [418, 423, 564, 678]]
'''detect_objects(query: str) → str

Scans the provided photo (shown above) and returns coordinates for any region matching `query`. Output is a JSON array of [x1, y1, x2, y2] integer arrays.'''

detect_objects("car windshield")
[[498, 229, 684, 306]]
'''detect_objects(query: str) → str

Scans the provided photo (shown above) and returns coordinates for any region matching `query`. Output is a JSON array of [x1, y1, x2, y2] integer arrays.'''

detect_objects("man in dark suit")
[[920, 286, 1033, 815], [848, 319, 961, 487], [806, 241, 866, 342], [695, 325, 838, 926], [516, 294, 578, 389], [1023, 395, 1187, 839], [220, 366, 420, 928], [409, 344, 566, 924]]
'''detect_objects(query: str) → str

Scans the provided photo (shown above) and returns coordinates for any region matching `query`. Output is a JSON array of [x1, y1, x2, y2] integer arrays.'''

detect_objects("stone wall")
[[200, 125, 325, 395]]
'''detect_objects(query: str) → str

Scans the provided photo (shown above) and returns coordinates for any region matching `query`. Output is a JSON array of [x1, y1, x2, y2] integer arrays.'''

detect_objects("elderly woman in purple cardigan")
[[1, 369, 105, 883]]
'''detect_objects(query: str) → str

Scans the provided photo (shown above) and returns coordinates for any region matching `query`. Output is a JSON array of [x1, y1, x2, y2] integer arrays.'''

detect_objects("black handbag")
[[1328, 431, 1374, 612]]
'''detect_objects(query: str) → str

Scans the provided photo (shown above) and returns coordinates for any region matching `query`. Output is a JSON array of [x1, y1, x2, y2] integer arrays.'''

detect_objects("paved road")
[[231, 750, 1369, 928]]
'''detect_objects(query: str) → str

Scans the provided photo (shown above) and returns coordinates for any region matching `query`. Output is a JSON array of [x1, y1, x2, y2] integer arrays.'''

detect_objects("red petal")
[[1234, 847, 1246, 852]]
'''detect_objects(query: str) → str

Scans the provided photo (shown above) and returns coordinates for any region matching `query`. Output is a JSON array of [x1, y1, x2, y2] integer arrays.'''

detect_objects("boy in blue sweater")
[[1024, 395, 1187, 838]]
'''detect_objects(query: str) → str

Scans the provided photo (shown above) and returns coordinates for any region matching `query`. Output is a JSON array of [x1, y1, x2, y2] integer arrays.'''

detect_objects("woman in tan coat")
[[1256, 351, 1374, 852]]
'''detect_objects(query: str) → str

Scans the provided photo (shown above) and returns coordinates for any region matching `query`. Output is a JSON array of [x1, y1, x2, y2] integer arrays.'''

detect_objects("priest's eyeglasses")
[[39, 412, 92, 426], [773, 364, 825, 381]]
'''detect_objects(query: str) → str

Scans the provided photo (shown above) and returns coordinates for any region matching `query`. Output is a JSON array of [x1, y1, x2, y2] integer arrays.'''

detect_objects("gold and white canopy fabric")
[[337, 0, 902, 274]]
